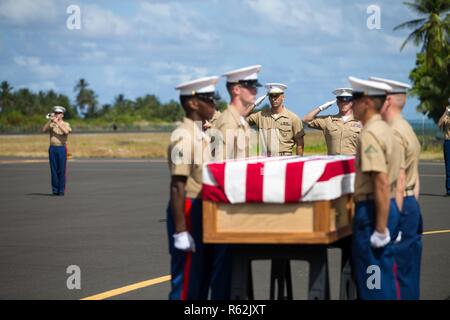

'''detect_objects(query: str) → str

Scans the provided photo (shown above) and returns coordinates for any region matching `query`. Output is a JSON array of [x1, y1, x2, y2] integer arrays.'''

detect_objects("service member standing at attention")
[[42, 106, 72, 196], [438, 100, 450, 197], [303, 88, 361, 155], [167, 76, 217, 300], [370, 76, 423, 300], [247, 83, 305, 156], [348, 76, 401, 300], [214, 65, 262, 159]]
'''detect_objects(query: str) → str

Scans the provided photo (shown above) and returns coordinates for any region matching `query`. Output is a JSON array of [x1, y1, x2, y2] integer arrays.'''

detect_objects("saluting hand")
[[318, 99, 336, 111]]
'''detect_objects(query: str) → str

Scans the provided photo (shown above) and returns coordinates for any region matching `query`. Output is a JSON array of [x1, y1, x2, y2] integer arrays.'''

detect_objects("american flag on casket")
[[202, 155, 355, 204]]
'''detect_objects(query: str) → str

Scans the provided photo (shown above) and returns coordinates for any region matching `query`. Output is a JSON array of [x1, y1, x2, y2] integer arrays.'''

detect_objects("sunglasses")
[[54, 112, 63, 114], [197, 92, 220, 105], [238, 80, 262, 88], [269, 94, 283, 99], [337, 96, 353, 102]]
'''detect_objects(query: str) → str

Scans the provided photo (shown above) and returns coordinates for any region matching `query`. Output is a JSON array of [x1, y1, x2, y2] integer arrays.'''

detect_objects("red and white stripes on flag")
[[202, 155, 355, 204]]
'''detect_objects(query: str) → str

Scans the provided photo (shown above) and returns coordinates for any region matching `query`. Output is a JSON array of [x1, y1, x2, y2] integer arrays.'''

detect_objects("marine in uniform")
[[247, 83, 305, 156], [213, 65, 262, 159], [371, 77, 423, 299], [438, 101, 450, 196], [167, 76, 228, 300], [303, 88, 361, 155], [348, 76, 401, 300], [42, 106, 72, 196]]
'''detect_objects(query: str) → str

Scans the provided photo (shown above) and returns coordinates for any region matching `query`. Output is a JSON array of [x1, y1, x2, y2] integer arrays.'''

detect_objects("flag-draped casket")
[[202, 155, 356, 244]]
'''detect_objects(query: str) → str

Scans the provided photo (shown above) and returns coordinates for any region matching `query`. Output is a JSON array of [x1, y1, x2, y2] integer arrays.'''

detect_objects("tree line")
[[0, 77, 228, 132]]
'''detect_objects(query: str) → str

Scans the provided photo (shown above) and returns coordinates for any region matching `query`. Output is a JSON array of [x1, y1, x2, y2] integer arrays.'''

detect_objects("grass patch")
[[0, 130, 443, 160]]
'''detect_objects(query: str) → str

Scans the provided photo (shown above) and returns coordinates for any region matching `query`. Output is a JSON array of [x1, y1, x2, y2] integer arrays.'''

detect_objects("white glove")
[[173, 231, 196, 252], [253, 94, 267, 108], [318, 99, 336, 111], [395, 231, 402, 243], [370, 228, 391, 248]]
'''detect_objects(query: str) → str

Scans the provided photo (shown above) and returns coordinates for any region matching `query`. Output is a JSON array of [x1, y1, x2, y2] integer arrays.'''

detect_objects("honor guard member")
[[348, 76, 401, 300], [42, 106, 72, 196], [214, 65, 262, 159], [303, 88, 361, 155], [438, 100, 450, 196], [370, 76, 423, 299], [167, 76, 221, 300], [246, 83, 305, 156]]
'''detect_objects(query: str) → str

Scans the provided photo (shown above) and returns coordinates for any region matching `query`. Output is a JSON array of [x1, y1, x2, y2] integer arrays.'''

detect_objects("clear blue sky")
[[0, 0, 426, 119]]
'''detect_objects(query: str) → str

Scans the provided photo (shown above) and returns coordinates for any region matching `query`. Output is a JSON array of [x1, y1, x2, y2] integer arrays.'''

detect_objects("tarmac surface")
[[0, 159, 449, 300]]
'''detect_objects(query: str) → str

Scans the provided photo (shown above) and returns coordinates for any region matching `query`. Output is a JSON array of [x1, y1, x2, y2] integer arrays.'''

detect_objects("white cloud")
[[112, 56, 133, 64], [381, 34, 416, 54], [104, 66, 127, 88], [14, 56, 62, 79], [148, 62, 209, 85], [244, 0, 344, 36], [82, 4, 130, 37], [0, 0, 58, 25], [80, 42, 107, 61], [19, 81, 58, 92], [133, 2, 218, 45]]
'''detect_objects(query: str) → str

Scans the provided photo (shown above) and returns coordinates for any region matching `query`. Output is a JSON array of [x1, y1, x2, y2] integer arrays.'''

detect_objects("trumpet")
[[46, 112, 55, 120]]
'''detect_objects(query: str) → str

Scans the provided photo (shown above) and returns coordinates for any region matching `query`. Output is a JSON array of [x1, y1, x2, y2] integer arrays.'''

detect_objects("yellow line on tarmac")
[[422, 229, 450, 235], [0, 159, 48, 164], [80, 229, 450, 300], [80, 275, 171, 300]]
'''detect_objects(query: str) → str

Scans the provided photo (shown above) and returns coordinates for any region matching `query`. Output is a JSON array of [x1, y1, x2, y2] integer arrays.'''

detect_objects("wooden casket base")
[[203, 195, 354, 244]]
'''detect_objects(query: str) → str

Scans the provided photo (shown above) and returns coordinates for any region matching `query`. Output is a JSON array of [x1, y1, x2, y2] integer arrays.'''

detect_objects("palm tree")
[[114, 94, 125, 109], [0, 81, 14, 113], [394, 0, 450, 67], [74, 78, 97, 117], [74, 78, 89, 113]]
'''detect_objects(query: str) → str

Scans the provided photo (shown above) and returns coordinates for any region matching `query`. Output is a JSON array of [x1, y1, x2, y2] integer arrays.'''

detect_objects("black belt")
[[404, 185, 415, 196], [268, 152, 293, 156], [354, 193, 375, 202], [355, 190, 397, 203]]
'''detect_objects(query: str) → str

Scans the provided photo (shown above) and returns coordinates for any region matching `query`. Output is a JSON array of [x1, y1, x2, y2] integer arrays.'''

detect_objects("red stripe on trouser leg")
[[285, 161, 304, 202], [393, 260, 401, 300], [245, 162, 264, 202], [64, 145, 68, 192], [181, 198, 193, 301]]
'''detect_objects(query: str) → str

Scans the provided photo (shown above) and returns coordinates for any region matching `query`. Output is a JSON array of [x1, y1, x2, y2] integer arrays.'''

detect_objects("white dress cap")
[[332, 88, 353, 97], [175, 76, 220, 96], [222, 65, 262, 84], [368, 76, 411, 94], [265, 83, 287, 94], [52, 106, 66, 113], [348, 76, 392, 96]]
